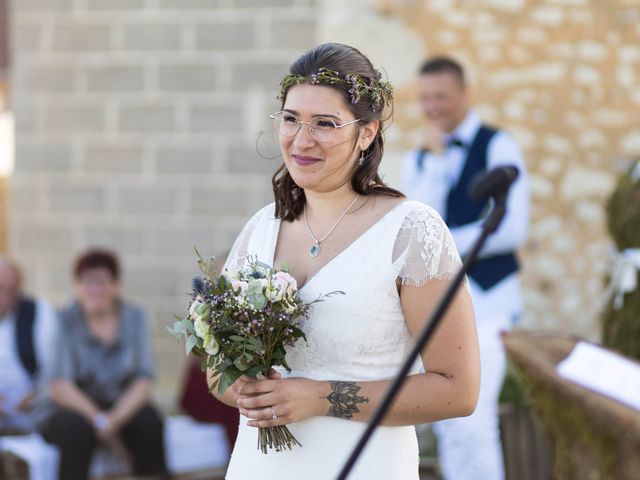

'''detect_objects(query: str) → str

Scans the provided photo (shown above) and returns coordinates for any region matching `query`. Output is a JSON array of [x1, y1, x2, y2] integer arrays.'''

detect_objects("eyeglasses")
[[270, 111, 361, 143]]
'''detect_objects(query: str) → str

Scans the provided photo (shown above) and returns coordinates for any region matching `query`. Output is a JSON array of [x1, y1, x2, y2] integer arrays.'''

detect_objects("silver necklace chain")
[[304, 194, 360, 257]]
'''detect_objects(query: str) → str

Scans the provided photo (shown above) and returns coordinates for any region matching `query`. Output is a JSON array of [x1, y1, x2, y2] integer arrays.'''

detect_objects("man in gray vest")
[[0, 257, 57, 434], [402, 57, 530, 480]]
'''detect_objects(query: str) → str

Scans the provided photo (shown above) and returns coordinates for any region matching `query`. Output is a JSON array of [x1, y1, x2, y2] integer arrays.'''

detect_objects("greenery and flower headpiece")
[[277, 67, 393, 113]]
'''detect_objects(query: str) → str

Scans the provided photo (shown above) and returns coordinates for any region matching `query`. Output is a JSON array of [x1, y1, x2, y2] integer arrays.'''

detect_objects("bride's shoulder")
[[246, 202, 277, 224], [397, 200, 446, 226], [256, 202, 277, 219]]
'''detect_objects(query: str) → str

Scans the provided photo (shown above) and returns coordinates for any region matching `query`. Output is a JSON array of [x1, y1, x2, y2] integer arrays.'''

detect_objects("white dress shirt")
[[0, 299, 57, 415], [402, 110, 530, 322]]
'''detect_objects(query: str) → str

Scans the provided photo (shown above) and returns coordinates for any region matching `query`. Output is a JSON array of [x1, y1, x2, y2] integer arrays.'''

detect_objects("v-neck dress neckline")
[[270, 201, 412, 291]]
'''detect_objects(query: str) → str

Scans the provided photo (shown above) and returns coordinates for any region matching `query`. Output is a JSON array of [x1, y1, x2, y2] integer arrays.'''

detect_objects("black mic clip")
[[468, 165, 519, 234]]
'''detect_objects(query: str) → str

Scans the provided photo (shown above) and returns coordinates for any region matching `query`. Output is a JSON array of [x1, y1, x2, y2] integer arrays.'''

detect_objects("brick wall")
[[10, 0, 317, 403]]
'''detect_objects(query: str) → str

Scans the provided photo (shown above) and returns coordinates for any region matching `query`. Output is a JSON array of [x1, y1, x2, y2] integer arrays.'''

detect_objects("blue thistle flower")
[[192, 276, 207, 294]]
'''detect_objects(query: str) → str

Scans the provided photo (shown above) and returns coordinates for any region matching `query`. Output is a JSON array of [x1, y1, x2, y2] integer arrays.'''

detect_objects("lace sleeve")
[[392, 204, 463, 287], [223, 205, 270, 272]]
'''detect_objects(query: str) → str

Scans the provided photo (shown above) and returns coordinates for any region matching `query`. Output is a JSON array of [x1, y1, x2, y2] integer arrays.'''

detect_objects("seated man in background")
[[34, 248, 168, 480], [0, 257, 57, 434]]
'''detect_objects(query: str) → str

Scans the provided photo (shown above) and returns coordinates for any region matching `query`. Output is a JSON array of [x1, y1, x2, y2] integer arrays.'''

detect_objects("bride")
[[211, 43, 480, 479]]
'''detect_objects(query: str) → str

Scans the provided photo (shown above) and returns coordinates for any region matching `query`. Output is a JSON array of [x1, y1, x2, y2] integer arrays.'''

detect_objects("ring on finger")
[[270, 406, 277, 420]]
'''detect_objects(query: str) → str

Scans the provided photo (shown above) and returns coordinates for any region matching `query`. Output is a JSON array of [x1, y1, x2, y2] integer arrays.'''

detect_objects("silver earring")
[[358, 152, 365, 166]]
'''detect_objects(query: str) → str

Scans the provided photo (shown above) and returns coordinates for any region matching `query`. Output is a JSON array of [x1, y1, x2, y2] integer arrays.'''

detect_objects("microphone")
[[469, 166, 519, 201]]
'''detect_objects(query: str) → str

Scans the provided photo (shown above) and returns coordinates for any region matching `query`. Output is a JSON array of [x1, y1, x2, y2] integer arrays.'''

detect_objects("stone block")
[[153, 226, 224, 257], [116, 187, 179, 215], [560, 167, 615, 200], [83, 226, 150, 255], [195, 21, 255, 50], [123, 23, 182, 50], [12, 0, 75, 12], [268, 19, 316, 50], [231, 61, 290, 90], [188, 183, 252, 215], [158, 63, 217, 92], [531, 6, 565, 26], [159, 0, 221, 8], [14, 142, 73, 173], [52, 24, 111, 51], [232, 0, 296, 7], [86, 64, 145, 91], [13, 64, 75, 92], [124, 268, 179, 296], [43, 104, 105, 133], [156, 146, 212, 174], [9, 183, 43, 214], [12, 102, 38, 132], [226, 145, 280, 174], [45, 266, 74, 300], [12, 24, 44, 51], [86, 0, 146, 10], [13, 224, 74, 254], [189, 105, 242, 133], [118, 104, 175, 132], [48, 183, 107, 213], [84, 142, 144, 173]]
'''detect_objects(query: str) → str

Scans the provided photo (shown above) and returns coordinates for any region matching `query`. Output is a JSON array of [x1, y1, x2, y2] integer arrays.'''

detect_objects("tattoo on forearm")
[[326, 381, 369, 419]]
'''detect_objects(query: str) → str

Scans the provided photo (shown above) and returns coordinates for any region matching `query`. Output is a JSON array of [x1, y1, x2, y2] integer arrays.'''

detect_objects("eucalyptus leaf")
[[247, 280, 264, 295], [185, 335, 198, 355], [248, 293, 267, 310], [218, 366, 243, 396], [184, 320, 196, 335], [171, 320, 187, 335], [166, 325, 178, 337]]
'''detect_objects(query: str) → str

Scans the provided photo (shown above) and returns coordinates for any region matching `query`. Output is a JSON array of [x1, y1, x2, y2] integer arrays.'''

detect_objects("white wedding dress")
[[223, 200, 462, 480]]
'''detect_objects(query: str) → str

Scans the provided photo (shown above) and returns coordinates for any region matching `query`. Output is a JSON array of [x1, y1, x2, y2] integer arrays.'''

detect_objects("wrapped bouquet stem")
[[169, 250, 341, 453]]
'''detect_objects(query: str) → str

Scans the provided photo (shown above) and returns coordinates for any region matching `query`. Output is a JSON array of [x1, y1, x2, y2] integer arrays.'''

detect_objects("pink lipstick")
[[292, 154, 322, 166]]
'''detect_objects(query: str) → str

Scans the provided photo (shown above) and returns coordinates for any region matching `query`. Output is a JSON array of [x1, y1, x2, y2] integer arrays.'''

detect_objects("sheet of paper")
[[556, 341, 640, 411]]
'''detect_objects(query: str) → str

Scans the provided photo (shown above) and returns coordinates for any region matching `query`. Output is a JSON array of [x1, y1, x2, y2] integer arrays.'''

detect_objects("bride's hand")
[[223, 375, 256, 406], [236, 374, 327, 428]]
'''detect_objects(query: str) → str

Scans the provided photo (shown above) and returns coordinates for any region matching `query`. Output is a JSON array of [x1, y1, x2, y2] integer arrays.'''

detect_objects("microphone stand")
[[336, 192, 508, 480]]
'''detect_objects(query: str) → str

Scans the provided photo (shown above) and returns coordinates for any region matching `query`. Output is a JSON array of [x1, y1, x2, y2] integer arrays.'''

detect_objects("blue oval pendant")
[[310, 243, 320, 257]]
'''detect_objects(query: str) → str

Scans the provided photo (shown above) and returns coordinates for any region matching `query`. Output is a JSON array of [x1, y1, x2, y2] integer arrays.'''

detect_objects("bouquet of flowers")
[[169, 250, 340, 453]]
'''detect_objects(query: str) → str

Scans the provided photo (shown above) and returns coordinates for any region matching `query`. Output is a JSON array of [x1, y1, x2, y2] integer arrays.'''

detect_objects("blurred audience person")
[[0, 256, 57, 434], [35, 248, 168, 479]]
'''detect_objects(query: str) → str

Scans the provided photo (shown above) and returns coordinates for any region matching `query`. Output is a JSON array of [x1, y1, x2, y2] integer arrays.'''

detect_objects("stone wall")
[[9, 0, 317, 403], [8, 0, 640, 403], [318, 0, 640, 339]]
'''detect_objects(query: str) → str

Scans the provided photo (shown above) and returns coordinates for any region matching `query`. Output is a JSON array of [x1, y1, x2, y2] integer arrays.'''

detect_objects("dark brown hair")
[[73, 248, 120, 280], [419, 56, 465, 86], [272, 43, 403, 221]]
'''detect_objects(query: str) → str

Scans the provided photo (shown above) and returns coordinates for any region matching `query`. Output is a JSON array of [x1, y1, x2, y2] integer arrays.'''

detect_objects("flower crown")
[[277, 67, 393, 113]]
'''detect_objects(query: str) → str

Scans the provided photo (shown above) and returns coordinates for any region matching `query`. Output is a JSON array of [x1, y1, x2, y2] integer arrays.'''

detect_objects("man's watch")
[[93, 413, 110, 430]]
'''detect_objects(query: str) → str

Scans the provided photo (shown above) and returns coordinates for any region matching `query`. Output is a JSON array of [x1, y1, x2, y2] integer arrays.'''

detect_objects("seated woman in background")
[[35, 248, 168, 480]]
